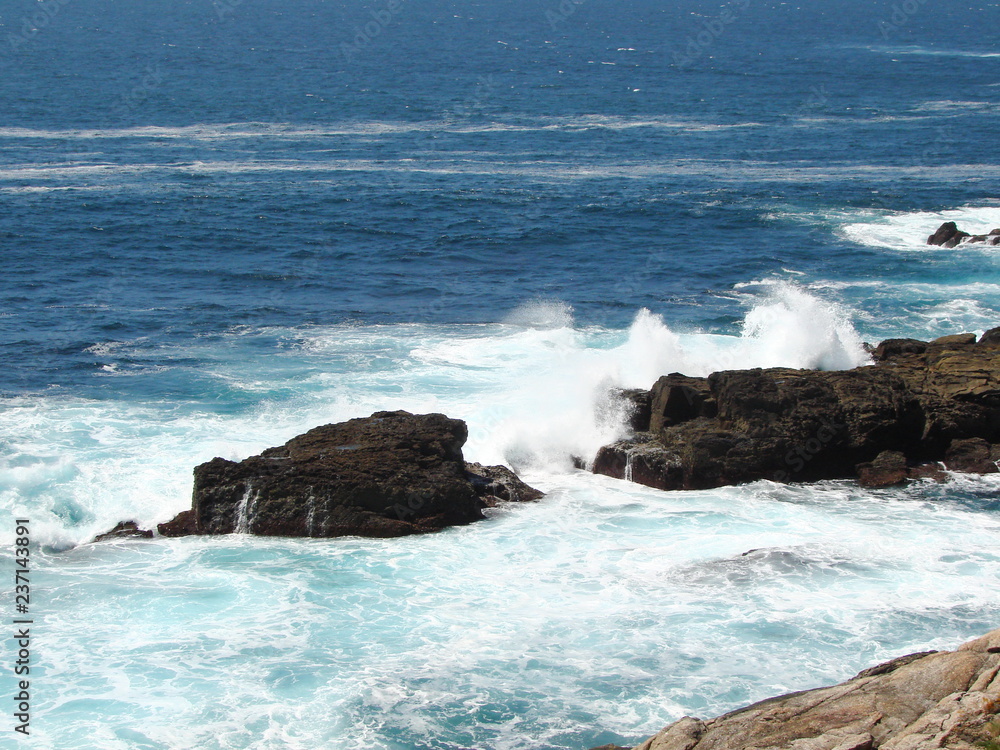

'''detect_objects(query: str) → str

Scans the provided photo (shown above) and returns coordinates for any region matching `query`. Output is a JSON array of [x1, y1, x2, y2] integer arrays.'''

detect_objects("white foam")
[[5, 158, 1000, 191], [414, 283, 868, 472], [855, 44, 1000, 60], [840, 204, 1000, 250], [0, 285, 870, 545], [915, 299, 996, 334], [25, 472, 1000, 750], [0, 116, 764, 143], [501, 300, 575, 329]]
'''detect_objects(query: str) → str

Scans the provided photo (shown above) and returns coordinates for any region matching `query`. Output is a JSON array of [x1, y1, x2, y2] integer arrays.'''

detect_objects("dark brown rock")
[[93, 521, 153, 543], [649, 374, 715, 433], [906, 462, 948, 482], [979, 326, 1000, 347], [157, 509, 198, 537], [943, 437, 999, 474], [927, 222, 1000, 248], [926, 221, 970, 247], [928, 332, 978, 351], [165, 411, 542, 539], [871, 338, 928, 362], [593, 328, 1000, 491], [614, 388, 653, 432], [465, 462, 544, 506], [857, 450, 909, 488], [593, 435, 685, 490]]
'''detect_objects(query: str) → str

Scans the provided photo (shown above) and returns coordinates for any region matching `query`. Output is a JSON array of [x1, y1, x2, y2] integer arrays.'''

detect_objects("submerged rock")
[[465, 462, 544, 506], [857, 449, 909, 488], [92, 520, 154, 542], [628, 627, 1000, 750], [158, 410, 542, 539], [594, 329, 1000, 490]]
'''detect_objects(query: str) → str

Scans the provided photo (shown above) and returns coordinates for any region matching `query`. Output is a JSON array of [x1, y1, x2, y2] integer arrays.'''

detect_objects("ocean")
[[1, 0, 999, 747]]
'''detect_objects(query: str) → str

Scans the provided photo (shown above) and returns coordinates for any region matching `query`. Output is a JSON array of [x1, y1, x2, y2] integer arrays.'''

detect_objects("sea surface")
[[1, 1, 999, 748]]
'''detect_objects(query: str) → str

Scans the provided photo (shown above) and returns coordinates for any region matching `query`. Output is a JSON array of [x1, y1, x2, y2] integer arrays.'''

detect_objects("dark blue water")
[[2, 3, 1000, 748], [3, 0, 999, 398]]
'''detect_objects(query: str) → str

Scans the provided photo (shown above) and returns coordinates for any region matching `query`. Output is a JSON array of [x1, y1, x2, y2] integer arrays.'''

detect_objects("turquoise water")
[[1, 0, 999, 747]]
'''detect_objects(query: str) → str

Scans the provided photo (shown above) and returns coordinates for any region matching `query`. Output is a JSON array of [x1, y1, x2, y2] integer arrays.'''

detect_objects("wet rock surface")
[[594, 329, 1000, 490], [97, 410, 542, 541]]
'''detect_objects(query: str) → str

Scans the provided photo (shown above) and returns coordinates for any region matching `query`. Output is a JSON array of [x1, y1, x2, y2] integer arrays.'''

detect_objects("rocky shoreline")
[[592, 627, 1000, 750], [593, 328, 1000, 491]]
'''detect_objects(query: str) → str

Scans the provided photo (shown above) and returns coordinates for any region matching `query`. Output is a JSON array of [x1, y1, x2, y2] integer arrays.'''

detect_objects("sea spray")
[[0, 285, 874, 546]]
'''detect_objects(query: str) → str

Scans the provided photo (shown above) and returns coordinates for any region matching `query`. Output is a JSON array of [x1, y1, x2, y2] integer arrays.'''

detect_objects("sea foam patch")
[[840, 204, 1000, 250]]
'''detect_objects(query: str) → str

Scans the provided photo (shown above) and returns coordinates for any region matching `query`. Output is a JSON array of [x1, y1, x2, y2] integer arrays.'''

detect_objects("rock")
[[857, 450, 909, 488], [593, 329, 1000, 490], [969, 231, 1000, 246], [649, 374, 715, 433], [593, 434, 685, 490], [927, 332, 978, 351], [157, 509, 198, 537], [853, 651, 939, 680], [630, 628, 1000, 750], [614, 388, 653, 432], [979, 326, 1000, 347], [872, 338, 928, 362], [926, 222, 1000, 248], [93, 520, 153, 542], [943, 437, 999, 474], [465, 462, 544, 506], [906, 462, 948, 482], [926, 221, 970, 247], [162, 410, 542, 539]]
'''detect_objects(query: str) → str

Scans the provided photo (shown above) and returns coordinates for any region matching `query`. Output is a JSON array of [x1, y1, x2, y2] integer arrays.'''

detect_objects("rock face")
[[927, 221, 1000, 247], [93, 521, 154, 542], [129, 411, 541, 541], [624, 627, 1000, 750], [594, 329, 1000, 490]]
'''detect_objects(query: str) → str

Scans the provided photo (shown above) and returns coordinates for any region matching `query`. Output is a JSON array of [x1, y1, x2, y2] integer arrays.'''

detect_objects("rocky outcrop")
[[466, 462, 545, 506], [594, 329, 1000, 490], [97, 411, 541, 542], [93, 520, 154, 542], [927, 221, 1000, 247], [614, 627, 1000, 750]]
